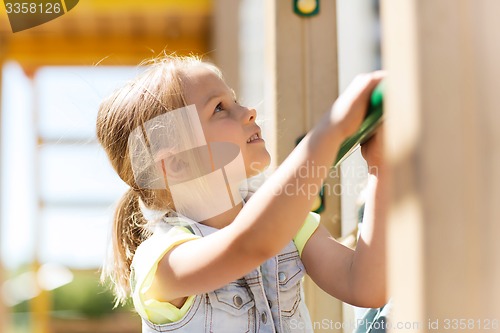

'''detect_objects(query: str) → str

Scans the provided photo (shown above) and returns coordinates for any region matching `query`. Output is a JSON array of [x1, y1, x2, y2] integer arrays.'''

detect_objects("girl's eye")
[[214, 102, 224, 114]]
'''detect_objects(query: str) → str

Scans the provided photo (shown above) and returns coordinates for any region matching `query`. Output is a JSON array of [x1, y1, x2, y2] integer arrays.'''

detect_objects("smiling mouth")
[[247, 132, 262, 143]]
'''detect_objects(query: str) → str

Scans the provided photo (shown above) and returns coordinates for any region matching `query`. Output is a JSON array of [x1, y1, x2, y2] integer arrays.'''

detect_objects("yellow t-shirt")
[[131, 212, 321, 325]]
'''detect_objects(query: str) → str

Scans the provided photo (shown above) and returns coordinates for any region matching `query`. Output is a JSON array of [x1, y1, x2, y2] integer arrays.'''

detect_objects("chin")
[[243, 146, 271, 175]]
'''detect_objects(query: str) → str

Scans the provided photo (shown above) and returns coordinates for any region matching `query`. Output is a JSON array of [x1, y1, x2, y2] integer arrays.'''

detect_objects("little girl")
[[97, 55, 386, 333]]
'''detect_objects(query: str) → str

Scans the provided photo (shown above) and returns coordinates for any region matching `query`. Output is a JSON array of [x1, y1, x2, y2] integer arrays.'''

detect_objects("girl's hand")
[[330, 71, 385, 140], [361, 125, 384, 173]]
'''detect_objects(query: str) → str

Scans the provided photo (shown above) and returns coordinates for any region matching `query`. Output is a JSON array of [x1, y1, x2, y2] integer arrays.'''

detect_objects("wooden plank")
[[266, 1, 343, 331], [211, 0, 240, 95], [2, 23, 210, 68], [382, 0, 500, 329]]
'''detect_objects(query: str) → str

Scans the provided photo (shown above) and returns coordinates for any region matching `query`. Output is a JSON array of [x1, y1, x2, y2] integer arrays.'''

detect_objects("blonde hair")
[[96, 55, 219, 305]]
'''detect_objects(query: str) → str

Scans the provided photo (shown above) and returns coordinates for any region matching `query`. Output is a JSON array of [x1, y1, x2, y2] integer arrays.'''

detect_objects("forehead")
[[182, 65, 229, 103]]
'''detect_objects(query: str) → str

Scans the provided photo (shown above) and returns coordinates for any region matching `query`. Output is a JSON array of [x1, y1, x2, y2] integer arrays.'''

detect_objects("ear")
[[158, 155, 190, 185]]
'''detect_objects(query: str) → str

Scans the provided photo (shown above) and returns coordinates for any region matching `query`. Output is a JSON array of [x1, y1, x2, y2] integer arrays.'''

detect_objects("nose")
[[244, 106, 257, 123]]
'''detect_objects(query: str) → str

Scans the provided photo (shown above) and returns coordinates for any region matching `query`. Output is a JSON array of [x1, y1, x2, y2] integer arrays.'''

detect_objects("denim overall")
[[141, 217, 314, 333]]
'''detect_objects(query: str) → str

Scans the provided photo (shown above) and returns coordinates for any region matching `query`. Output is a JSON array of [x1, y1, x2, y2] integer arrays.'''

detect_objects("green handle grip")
[[334, 80, 384, 167]]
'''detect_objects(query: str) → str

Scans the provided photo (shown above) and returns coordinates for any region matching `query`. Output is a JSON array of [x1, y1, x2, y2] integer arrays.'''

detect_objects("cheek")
[[203, 123, 244, 145]]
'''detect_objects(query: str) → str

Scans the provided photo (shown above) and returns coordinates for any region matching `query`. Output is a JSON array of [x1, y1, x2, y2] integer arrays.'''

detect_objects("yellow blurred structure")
[[0, 0, 212, 70]]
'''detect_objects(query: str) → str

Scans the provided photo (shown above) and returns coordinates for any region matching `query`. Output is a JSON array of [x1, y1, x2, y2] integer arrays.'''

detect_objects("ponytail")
[[97, 55, 205, 305], [102, 188, 150, 306]]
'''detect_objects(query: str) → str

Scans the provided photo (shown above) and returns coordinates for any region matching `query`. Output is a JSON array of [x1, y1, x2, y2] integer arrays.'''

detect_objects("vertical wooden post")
[[265, 1, 343, 331], [212, 0, 240, 95], [383, 0, 500, 330]]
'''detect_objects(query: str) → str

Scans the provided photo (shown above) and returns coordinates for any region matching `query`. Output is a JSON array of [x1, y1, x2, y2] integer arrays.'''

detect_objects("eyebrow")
[[204, 94, 222, 108], [203, 88, 237, 108]]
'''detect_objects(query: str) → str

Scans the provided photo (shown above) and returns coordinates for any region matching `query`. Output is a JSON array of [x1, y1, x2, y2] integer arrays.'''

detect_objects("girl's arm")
[[301, 128, 387, 308], [151, 72, 385, 303]]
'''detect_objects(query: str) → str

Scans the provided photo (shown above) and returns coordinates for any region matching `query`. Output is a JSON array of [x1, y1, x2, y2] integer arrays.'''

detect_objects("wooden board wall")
[[383, 0, 500, 330]]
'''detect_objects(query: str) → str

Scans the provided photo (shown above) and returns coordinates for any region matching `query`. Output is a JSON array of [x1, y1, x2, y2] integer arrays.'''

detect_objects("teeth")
[[247, 133, 259, 143]]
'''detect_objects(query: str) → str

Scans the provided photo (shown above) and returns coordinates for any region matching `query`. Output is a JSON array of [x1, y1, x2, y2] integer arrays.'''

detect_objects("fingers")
[[351, 71, 385, 105], [331, 71, 386, 140], [361, 125, 384, 168]]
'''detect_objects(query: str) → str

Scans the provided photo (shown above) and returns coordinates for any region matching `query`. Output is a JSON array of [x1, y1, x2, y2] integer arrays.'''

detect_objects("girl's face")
[[182, 65, 271, 178]]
